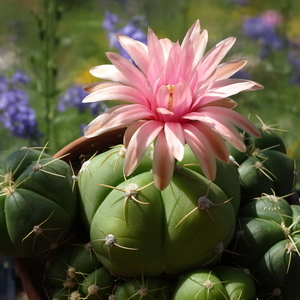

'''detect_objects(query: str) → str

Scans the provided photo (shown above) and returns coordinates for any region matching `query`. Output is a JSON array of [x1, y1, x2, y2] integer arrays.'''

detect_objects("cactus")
[[0, 147, 78, 257], [78, 144, 238, 278], [46, 243, 115, 300], [229, 194, 300, 298], [172, 266, 256, 300], [227, 122, 296, 202], [113, 276, 174, 299]]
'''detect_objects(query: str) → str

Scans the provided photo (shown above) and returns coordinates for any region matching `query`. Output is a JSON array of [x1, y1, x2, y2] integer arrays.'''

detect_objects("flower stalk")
[[33, 0, 61, 143]]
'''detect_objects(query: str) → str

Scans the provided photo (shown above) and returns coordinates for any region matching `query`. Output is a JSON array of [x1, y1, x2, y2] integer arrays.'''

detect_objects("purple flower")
[[10, 70, 30, 85], [0, 71, 42, 141], [57, 84, 106, 116], [102, 12, 147, 60], [243, 11, 283, 57]]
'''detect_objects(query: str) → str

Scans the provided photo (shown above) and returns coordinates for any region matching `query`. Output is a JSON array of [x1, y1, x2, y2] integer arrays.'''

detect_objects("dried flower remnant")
[[83, 20, 263, 190]]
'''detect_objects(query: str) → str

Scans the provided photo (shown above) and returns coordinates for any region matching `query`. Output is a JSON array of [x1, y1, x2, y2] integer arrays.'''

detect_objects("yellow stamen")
[[167, 84, 174, 111]]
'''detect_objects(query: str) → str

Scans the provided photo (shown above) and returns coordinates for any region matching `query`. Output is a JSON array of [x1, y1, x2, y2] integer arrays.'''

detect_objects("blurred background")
[[0, 0, 300, 177]]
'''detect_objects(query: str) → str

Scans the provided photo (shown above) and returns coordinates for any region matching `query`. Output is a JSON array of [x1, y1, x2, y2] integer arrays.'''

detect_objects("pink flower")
[[83, 20, 263, 190]]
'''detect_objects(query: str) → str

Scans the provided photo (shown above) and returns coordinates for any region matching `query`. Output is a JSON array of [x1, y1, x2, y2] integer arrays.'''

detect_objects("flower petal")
[[195, 79, 263, 108], [153, 130, 175, 190], [196, 37, 236, 84], [89, 64, 127, 83], [83, 83, 149, 106], [210, 59, 248, 82], [200, 106, 260, 137], [124, 120, 164, 176], [118, 34, 150, 75], [84, 81, 117, 93], [182, 123, 216, 180], [84, 104, 155, 137], [183, 110, 247, 152], [164, 122, 185, 161], [106, 52, 147, 95], [123, 120, 147, 149], [191, 122, 229, 162]]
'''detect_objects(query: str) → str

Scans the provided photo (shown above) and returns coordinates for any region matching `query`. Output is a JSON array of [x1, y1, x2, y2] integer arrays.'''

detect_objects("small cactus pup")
[[82, 147, 237, 278], [229, 194, 300, 298], [227, 119, 296, 202], [172, 265, 256, 300], [112, 275, 175, 300], [0, 147, 78, 257], [46, 243, 115, 300]]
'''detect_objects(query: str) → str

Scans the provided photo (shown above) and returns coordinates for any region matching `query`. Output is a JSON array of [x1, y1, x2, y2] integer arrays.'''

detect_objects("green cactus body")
[[80, 267, 115, 300], [113, 276, 174, 300], [228, 126, 295, 201], [78, 145, 153, 230], [172, 266, 256, 300], [90, 171, 165, 277], [0, 148, 78, 257], [46, 243, 111, 298], [230, 196, 300, 297], [80, 146, 237, 278], [178, 144, 241, 213]]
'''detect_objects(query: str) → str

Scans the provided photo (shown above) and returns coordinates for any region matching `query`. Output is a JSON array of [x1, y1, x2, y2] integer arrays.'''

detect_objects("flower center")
[[167, 84, 174, 111]]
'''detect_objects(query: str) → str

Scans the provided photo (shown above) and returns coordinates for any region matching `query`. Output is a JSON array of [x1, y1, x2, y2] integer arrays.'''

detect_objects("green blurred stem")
[[41, 0, 59, 143]]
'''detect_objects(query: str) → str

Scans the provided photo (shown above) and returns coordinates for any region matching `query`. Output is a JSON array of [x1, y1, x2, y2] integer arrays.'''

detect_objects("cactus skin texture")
[[113, 276, 174, 300], [227, 125, 296, 202], [79, 145, 238, 278], [172, 266, 256, 300], [0, 148, 78, 257], [229, 195, 300, 298], [46, 243, 115, 300]]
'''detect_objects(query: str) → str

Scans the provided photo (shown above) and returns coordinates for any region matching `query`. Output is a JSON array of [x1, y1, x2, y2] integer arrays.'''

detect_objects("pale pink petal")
[[192, 29, 208, 69], [156, 85, 170, 109], [183, 111, 247, 152], [153, 130, 175, 191], [159, 38, 174, 60], [201, 98, 237, 109], [196, 37, 236, 84], [84, 104, 155, 137], [172, 81, 193, 118], [182, 123, 216, 181], [181, 19, 201, 48], [200, 106, 260, 137], [124, 120, 164, 176], [209, 79, 264, 96], [84, 81, 117, 93], [123, 120, 147, 148], [191, 122, 229, 162], [147, 27, 165, 74], [89, 64, 128, 83], [82, 83, 149, 106], [195, 79, 263, 107], [210, 59, 247, 82], [157, 42, 181, 87], [164, 122, 185, 161], [106, 52, 147, 95], [118, 34, 150, 75], [84, 106, 123, 137], [178, 41, 194, 82]]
